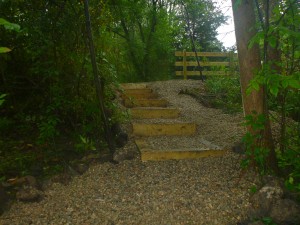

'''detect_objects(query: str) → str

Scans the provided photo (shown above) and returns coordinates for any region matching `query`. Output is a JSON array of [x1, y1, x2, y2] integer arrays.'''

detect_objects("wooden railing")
[[175, 50, 238, 79]]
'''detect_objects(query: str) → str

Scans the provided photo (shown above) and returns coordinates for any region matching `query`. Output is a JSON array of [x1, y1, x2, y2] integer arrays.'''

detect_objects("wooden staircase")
[[120, 83, 227, 161]]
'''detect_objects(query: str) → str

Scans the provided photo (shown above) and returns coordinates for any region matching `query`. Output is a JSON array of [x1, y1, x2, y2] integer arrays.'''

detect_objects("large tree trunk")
[[232, 0, 264, 116], [231, 0, 278, 172]]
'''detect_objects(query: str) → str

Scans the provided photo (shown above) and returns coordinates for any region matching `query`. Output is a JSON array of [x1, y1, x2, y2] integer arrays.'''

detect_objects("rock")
[[74, 163, 89, 175], [49, 172, 72, 186], [262, 175, 284, 189], [249, 184, 284, 218], [16, 186, 42, 202], [7, 175, 38, 188], [82, 153, 101, 163], [111, 123, 128, 148], [270, 199, 300, 225], [113, 150, 135, 163], [232, 142, 246, 154], [115, 132, 128, 148]]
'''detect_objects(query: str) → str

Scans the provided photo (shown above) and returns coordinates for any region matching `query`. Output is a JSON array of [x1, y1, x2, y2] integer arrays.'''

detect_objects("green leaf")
[[0, 47, 11, 53], [248, 32, 264, 49], [288, 79, 300, 89], [268, 35, 277, 48], [270, 86, 279, 96], [0, 94, 7, 106], [0, 18, 20, 32], [282, 78, 289, 89]]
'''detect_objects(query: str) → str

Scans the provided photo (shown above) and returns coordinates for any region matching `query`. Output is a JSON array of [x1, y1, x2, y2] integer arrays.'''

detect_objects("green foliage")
[[0, 140, 36, 179], [0, 94, 6, 107], [261, 217, 277, 225], [175, 0, 226, 51], [243, 0, 300, 192], [0, 18, 20, 32], [37, 116, 60, 144], [241, 113, 270, 175], [277, 124, 300, 192], [249, 185, 258, 194], [205, 75, 242, 113], [247, 64, 300, 97], [0, 17, 20, 53], [75, 135, 96, 154], [0, 0, 122, 179], [0, 47, 11, 53]]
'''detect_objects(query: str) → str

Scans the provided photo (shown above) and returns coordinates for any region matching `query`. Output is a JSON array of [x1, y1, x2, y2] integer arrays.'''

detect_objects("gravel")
[[0, 80, 260, 225]]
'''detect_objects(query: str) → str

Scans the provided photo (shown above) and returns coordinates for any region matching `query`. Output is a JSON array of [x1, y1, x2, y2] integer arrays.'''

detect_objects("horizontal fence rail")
[[175, 50, 238, 79]]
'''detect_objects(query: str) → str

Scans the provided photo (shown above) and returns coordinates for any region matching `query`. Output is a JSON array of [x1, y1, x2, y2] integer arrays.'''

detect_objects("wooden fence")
[[175, 50, 238, 79]]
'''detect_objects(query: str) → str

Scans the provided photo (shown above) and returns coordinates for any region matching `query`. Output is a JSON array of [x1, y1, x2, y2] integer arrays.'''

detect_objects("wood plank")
[[121, 92, 158, 100], [121, 83, 147, 89], [175, 61, 231, 67], [123, 88, 153, 95], [175, 71, 230, 76], [130, 108, 180, 119], [132, 123, 196, 136], [124, 99, 169, 108], [175, 51, 237, 57], [140, 148, 227, 161]]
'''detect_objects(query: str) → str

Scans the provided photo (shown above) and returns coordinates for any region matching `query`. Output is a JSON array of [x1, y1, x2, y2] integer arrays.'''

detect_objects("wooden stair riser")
[[140, 149, 226, 161], [130, 108, 180, 119], [121, 83, 147, 89], [124, 99, 168, 108], [121, 92, 158, 100], [123, 88, 153, 95], [132, 123, 196, 136]]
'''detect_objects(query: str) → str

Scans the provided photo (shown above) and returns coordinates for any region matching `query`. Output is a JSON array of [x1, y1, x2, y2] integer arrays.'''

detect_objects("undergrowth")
[[204, 75, 242, 113]]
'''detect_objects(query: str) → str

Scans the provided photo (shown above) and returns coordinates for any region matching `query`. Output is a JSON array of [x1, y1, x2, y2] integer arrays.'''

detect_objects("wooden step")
[[122, 92, 158, 100], [135, 139, 226, 161], [132, 123, 196, 136], [121, 83, 147, 89], [140, 148, 227, 161], [123, 88, 153, 95], [130, 107, 180, 119], [124, 99, 169, 108]]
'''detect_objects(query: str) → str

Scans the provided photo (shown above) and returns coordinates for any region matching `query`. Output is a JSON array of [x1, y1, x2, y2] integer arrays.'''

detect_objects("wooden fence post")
[[229, 51, 235, 75], [183, 49, 187, 80]]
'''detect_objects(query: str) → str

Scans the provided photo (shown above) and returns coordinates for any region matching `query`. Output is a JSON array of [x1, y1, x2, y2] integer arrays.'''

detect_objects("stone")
[[16, 186, 42, 202], [249, 184, 284, 218], [232, 141, 246, 154], [74, 163, 89, 175], [262, 175, 284, 189], [113, 150, 135, 163], [7, 175, 38, 188], [270, 198, 300, 225], [49, 172, 72, 186], [115, 132, 128, 148], [111, 122, 128, 148]]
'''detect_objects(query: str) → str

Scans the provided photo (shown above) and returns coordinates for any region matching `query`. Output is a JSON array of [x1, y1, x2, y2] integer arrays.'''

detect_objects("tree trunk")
[[232, 0, 264, 116], [231, 0, 278, 173]]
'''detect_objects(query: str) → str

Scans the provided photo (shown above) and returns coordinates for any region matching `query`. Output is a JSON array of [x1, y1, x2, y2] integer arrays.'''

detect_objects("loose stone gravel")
[[0, 80, 260, 225]]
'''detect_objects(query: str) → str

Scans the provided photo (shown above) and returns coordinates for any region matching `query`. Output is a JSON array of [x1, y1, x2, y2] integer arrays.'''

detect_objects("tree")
[[231, 0, 278, 172], [176, 0, 226, 51]]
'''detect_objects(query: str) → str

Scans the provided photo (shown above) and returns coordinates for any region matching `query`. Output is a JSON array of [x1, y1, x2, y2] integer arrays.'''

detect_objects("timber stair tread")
[[120, 82, 227, 161], [129, 107, 180, 119]]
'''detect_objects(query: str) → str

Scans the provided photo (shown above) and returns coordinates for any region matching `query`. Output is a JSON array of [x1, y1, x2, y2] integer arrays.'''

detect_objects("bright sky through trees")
[[216, 0, 236, 48]]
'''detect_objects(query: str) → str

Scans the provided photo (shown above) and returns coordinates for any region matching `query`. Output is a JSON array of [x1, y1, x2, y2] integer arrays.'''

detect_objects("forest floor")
[[0, 80, 261, 225]]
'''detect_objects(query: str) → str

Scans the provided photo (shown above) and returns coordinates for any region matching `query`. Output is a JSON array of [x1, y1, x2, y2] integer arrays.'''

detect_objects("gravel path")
[[0, 80, 260, 225]]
